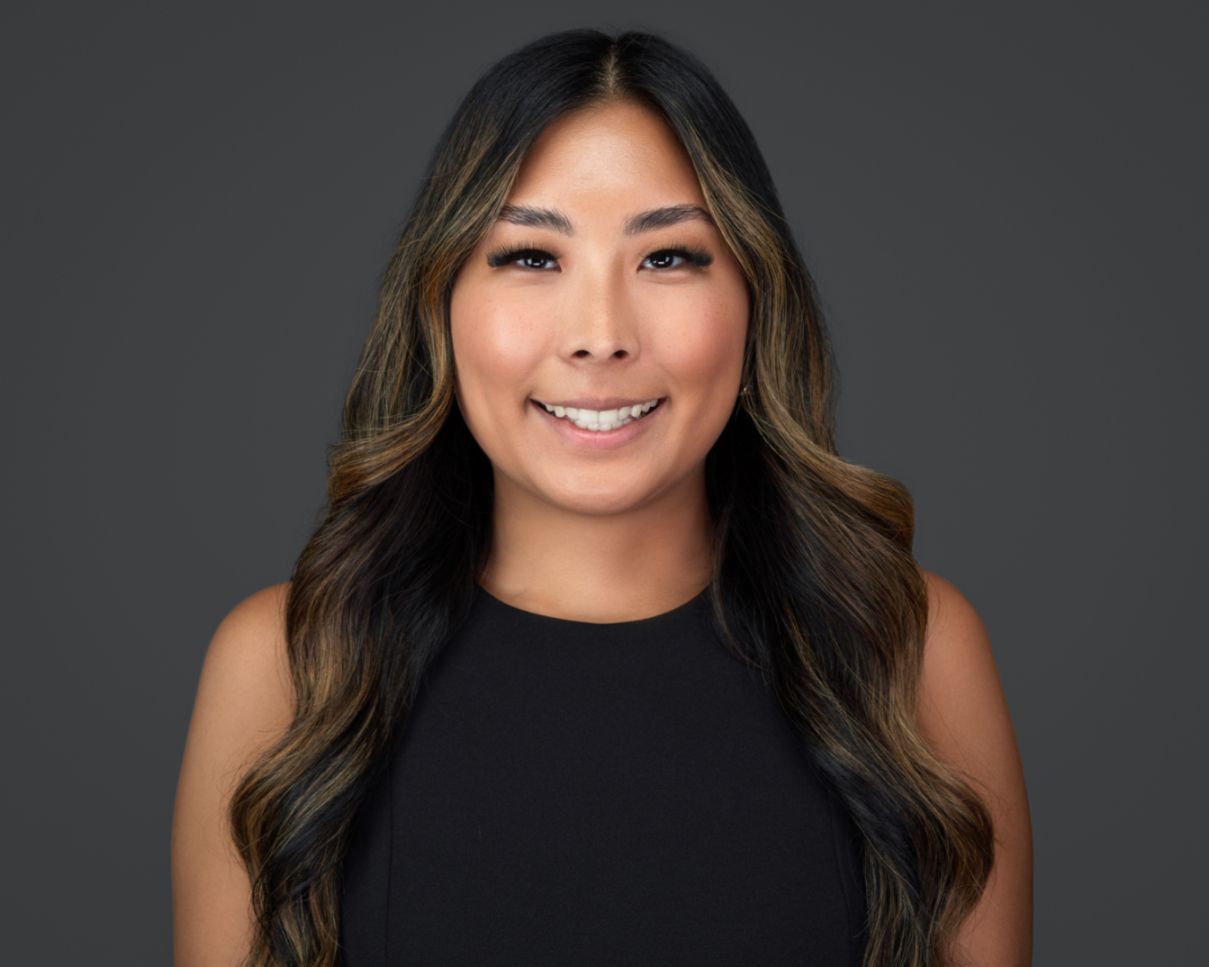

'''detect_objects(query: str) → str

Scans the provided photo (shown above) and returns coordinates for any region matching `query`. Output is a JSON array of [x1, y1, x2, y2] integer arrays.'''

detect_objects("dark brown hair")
[[229, 27, 994, 966]]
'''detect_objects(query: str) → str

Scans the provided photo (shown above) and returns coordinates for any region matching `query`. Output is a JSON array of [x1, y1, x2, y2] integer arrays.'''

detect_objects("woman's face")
[[449, 98, 750, 516]]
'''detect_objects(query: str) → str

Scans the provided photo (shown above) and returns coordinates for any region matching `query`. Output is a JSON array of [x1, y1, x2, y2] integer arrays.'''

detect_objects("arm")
[[171, 583, 295, 966], [916, 569, 1034, 967]]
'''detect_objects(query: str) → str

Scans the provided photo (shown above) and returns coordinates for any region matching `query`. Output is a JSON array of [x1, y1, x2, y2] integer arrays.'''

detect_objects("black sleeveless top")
[[338, 583, 868, 966]]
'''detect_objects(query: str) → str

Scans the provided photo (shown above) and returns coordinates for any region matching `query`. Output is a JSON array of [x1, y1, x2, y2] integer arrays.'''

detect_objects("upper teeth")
[[538, 398, 660, 431]]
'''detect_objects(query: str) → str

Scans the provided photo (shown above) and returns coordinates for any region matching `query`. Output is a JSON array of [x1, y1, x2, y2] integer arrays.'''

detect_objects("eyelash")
[[485, 243, 714, 272]]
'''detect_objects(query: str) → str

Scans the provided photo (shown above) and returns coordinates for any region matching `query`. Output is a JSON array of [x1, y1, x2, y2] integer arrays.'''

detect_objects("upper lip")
[[533, 396, 663, 410]]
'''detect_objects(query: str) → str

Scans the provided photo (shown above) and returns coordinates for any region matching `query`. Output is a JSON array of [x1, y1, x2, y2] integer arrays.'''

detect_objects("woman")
[[172, 27, 1032, 967]]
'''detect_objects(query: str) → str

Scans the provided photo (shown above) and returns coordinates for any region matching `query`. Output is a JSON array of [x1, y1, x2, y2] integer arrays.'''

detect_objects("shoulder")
[[197, 577, 296, 744], [188, 580, 297, 786], [203, 581, 294, 723], [172, 581, 295, 965], [177, 577, 295, 798], [213, 580, 291, 649], [918, 570, 996, 707], [915, 567, 1034, 965], [915, 567, 1011, 786]]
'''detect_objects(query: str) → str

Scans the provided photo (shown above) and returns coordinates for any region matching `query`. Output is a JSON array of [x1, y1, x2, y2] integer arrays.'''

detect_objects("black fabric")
[[339, 583, 868, 966]]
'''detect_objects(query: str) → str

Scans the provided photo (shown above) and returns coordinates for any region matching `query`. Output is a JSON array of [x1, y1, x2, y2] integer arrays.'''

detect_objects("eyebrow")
[[496, 202, 715, 236]]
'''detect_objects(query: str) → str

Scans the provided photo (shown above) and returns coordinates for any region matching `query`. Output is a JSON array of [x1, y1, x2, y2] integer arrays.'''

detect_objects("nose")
[[558, 262, 638, 363]]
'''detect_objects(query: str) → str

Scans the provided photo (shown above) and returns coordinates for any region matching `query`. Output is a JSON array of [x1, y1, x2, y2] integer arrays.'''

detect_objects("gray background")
[[3, 2, 1204, 963]]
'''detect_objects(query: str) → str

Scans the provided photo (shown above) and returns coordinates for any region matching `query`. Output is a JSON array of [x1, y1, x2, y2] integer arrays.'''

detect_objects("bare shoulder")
[[171, 581, 296, 966], [916, 569, 1013, 785], [916, 567, 1034, 967], [197, 582, 294, 738]]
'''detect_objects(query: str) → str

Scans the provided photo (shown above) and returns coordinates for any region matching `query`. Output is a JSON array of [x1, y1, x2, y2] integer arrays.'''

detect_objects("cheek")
[[451, 288, 546, 411], [652, 286, 748, 398]]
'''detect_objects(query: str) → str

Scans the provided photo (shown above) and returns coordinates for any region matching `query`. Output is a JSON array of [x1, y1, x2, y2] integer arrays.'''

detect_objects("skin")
[[172, 96, 1031, 965], [917, 570, 1035, 966], [172, 583, 293, 965], [449, 98, 749, 623]]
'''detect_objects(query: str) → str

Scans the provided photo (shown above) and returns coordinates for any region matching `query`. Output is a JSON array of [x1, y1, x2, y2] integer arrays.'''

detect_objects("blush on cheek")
[[662, 316, 745, 386], [453, 317, 549, 425]]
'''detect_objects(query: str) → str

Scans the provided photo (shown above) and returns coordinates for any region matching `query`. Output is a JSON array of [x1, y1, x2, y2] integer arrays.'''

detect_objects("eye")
[[485, 246, 558, 271], [486, 244, 714, 272], [642, 247, 713, 271]]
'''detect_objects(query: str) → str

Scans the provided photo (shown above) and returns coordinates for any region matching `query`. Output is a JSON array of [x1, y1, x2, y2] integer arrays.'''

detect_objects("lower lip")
[[531, 398, 666, 450]]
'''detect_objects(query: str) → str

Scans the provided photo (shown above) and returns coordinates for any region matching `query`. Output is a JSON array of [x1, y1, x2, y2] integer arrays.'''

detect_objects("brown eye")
[[486, 246, 558, 270], [642, 247, 713, 270]]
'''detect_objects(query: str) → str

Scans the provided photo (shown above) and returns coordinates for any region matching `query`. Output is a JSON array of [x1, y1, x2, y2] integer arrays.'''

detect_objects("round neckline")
[[475, 582, 710, 629]]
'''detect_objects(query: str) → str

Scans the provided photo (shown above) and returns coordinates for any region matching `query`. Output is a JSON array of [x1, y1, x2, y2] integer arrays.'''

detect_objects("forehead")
[[505, 99, 707, 209]]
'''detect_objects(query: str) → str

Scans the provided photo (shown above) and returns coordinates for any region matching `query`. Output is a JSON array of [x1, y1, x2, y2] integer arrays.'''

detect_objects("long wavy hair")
[[228, 26, 994, 966]]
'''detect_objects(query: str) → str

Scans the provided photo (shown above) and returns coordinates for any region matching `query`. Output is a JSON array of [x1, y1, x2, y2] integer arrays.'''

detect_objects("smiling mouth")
[[530, 397, 665, 431]]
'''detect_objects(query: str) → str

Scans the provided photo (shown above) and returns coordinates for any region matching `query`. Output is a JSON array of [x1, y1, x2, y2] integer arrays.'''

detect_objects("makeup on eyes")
[[485, 241, 713, 271]]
